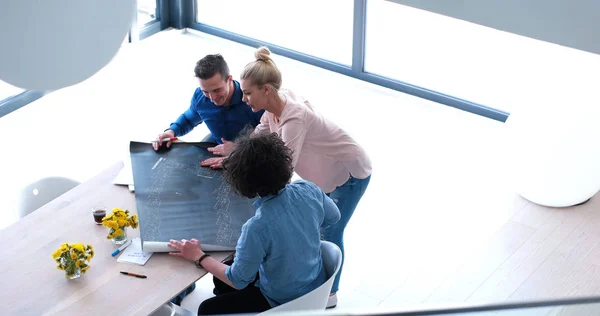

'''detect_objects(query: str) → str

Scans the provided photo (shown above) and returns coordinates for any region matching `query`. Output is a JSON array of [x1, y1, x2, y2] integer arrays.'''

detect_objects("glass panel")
[[419, 301, 600, 315], [138, 0, 158, 26], [365, 0, 600, 113], [0, 80, 25, 102], [195, 0, 353, 65]]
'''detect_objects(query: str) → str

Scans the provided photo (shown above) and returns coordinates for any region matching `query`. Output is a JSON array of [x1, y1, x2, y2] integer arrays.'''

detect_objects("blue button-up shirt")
[[169, 80, 264, 144], [225, 180, 341, 307]]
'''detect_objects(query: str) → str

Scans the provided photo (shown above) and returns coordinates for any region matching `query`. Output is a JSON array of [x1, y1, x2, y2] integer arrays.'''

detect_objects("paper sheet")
[[117, 237, 153, 265], [113, 157, 134, 186]]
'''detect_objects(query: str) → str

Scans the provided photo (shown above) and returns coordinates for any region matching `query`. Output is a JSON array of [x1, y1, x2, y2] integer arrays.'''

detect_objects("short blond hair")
[[240, 46, 282, 91]]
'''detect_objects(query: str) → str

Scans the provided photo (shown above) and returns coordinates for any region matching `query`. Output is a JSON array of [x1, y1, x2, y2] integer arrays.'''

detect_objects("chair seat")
[[260, 241, 342, 314]]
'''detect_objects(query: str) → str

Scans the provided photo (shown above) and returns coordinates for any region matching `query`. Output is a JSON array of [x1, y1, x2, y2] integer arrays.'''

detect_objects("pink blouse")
[[253, 89, 372, 193]]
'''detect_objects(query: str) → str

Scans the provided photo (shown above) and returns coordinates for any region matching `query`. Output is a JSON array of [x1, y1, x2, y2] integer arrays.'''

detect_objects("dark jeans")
[[198, 259, 271, 315]]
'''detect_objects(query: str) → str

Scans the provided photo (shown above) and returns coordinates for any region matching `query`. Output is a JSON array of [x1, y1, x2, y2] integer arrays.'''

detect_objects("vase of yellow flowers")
[[52, 243, 94, 279], [101, 208, 139, 245]]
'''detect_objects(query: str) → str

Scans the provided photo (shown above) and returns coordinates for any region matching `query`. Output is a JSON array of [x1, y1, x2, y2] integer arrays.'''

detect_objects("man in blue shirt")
[[153, 54, 264, 168]]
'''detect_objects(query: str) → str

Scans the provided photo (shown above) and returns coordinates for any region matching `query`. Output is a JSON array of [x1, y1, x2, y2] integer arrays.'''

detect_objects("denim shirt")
[[225, 180, 341, 306], [169, 80, 264, 144]]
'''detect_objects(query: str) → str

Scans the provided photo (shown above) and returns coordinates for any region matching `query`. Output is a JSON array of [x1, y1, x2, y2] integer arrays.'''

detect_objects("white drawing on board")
[[143, 158, 172, 240], [141, 155, 236, 246], [169, 161, 218, 179], [213, 179, 233, 245]]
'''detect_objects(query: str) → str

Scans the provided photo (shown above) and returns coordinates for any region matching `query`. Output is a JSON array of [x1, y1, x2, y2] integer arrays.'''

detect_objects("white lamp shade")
[[0, 0, 135, 91], [505, 92, 600, 207]]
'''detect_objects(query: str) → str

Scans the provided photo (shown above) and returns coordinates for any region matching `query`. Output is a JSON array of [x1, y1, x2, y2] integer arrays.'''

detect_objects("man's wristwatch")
[[195, 253, 211, 269]]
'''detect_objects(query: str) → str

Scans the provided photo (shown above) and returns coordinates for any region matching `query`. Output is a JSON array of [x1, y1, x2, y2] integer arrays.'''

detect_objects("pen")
[[120, 271, 147, 279], [155, 137, 178, 142], [111, 239, 132, 257]]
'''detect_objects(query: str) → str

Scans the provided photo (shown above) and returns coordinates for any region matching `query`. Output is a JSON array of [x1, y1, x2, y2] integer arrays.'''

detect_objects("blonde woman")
[[206, 46, 372, 308]]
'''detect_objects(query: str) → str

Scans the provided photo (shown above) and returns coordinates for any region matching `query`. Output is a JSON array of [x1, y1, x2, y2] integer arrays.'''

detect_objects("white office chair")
[[17, 176, 80, 219], [260, 241, 343, 314], [149, 302, 197, 316]]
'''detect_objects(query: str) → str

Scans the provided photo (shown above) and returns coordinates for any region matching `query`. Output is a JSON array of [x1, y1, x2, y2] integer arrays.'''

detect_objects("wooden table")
[[0, 162, 233, 315]]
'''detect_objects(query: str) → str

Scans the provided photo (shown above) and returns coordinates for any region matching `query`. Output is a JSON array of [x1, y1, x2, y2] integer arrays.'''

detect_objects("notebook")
[[117, 237, 153, 265]]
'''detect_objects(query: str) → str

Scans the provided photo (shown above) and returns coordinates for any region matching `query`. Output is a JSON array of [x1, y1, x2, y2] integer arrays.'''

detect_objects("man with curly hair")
[[168, 132, 341, 314]]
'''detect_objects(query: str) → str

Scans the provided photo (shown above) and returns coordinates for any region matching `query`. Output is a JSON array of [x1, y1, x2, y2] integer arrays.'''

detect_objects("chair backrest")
[[260, 241, 343, 314], [17, 176, 80, 219]]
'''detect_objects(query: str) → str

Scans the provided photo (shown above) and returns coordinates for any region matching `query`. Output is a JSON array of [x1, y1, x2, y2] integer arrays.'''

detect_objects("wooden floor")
[[1, 29, 599, 314]]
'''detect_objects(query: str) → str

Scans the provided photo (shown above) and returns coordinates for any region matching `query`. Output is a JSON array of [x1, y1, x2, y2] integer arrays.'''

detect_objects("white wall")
[[389, 0, 600, 55]]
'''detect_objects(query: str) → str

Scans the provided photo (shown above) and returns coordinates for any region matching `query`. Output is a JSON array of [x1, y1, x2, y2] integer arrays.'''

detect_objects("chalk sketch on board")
[[213, 180, 233, 245], [129, 141, 257, 250]]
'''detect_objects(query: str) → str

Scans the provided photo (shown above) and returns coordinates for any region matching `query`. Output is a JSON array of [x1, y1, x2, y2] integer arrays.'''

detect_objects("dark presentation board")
[[129, 141, 257, 250]]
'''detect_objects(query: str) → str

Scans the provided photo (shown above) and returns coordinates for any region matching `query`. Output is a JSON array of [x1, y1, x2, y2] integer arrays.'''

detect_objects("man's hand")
[[207, 138, 235, 156], [153, 130, 176, 151], [200, 157, 224, 169], [168, 238, 204, 262]]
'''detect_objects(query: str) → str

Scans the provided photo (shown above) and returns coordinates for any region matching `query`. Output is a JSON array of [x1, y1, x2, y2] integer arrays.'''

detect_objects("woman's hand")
[[200, 157, 224, 169], [168, 238, 204, 262], [207, 138, 235, 156]]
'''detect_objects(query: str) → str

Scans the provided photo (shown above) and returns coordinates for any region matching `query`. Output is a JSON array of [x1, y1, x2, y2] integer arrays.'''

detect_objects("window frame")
[[188, 0, 508, 122]]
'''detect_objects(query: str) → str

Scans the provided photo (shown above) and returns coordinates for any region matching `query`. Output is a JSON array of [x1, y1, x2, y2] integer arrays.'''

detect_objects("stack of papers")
[[117, 237, 153, 265], [113, 157, 135, 192]]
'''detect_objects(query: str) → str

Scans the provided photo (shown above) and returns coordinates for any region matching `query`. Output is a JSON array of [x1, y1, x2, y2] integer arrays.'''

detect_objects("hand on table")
[[168, 238, 204, 262], [207, 138, 235, 156]]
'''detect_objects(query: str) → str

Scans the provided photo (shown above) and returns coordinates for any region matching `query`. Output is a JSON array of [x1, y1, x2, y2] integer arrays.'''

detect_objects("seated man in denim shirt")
[[168, 132, 341, 315], [153, 53, 264, 168]]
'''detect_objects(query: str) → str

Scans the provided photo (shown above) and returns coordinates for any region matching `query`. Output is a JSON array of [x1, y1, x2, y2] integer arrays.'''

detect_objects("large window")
[[195, 0, 354, 65], [365, 0, 600, 113]]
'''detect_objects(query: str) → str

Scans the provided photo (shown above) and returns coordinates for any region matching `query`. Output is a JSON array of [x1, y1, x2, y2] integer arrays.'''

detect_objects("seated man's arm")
[[322, 190, 341, 228], [223, 224, 265, 289]]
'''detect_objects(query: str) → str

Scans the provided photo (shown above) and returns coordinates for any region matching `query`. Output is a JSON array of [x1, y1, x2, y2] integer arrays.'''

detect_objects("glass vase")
[[61, 257, 82, 280], [67, 267, 82, 280], [111, 227, 128, 245]]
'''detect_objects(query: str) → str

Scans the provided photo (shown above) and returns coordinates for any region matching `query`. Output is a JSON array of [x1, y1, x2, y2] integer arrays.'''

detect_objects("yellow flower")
[[52, 242, 94, 277], [72, 244, 85, 253], [52, 249, 62, 259], [103, 208, 138, 239]]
